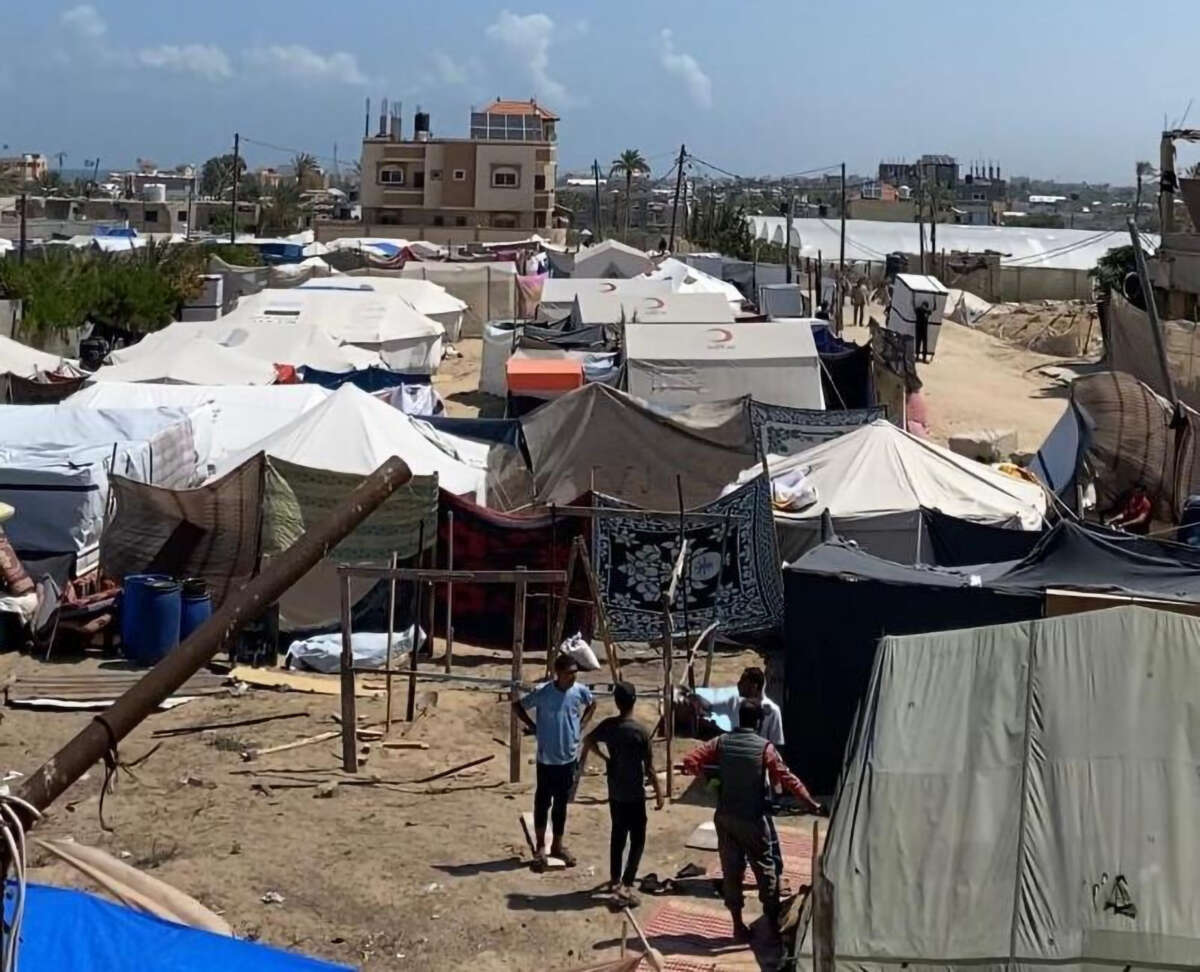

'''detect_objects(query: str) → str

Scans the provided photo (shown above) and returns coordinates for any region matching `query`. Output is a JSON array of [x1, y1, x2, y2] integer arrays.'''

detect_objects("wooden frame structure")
[[336, 565, 568, 779]]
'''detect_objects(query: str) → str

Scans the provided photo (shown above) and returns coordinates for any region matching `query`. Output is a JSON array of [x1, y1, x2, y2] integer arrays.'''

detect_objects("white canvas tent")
[[623, 293, 735, 324], [219, 289, 444, 374], [91, 336, 279, 386], [538, 277, 673, 321], [0, 334, 72, 378], [646, 257, 745, 311], [764, 419, 1046, 562], [626, 321, 824, 409], [886, 273, 950, 355], [806, 605, 1200, 971], [0, 405, 205, 564], [400, 261, 517, 339], [305, 277, 468, 343], [573, 239, 653, 279], [69, 382, 330, 471]]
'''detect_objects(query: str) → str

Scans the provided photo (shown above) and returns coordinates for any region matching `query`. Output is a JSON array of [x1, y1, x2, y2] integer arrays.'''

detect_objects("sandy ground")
[[2, 644, 787, 971], [0, 308, 1075, 970]]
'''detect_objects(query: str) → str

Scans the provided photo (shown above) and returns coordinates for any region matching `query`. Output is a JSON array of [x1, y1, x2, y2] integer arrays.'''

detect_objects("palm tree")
[[609, 149, 650, 238], [1135, 160, 1154, 216], [261, 178, 302, 235], [291, 153, 320, 192]]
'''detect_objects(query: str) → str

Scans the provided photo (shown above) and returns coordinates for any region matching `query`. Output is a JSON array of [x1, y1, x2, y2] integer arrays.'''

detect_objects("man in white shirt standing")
[[692, 666, 788, 883]]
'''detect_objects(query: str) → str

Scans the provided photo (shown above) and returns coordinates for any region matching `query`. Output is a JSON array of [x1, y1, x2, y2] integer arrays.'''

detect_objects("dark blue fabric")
[[299, 365, 428, 391], [420, 416, 530, 464], [256, 242, 305, 264], [5, 883, 349, 970]]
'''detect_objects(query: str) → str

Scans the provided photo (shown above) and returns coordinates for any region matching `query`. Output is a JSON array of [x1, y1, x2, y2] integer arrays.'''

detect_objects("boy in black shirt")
[[578, 682, 664, 904]]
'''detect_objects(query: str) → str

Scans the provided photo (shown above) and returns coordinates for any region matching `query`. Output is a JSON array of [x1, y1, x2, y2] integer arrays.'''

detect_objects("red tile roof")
[[482, 98, 559, 120]]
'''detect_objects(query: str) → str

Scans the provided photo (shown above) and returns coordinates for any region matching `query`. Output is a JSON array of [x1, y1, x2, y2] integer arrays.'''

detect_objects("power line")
[[238, 136, 343, 169]]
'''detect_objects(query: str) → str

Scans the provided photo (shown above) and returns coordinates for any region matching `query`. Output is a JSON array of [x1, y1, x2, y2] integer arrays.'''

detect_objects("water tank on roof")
[[141, 183, 167, 203], [415, 110, 431, 142]]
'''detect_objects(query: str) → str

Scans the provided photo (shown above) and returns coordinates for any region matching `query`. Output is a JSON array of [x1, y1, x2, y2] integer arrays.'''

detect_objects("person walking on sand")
[[513, 653, 596, 870], [681, 700, 822, 940], [577, 681, 664, 905], [851, 279, 868, 327]]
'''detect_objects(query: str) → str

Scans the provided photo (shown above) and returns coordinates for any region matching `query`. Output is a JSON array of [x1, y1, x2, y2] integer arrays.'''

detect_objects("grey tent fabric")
[[494, 384, 753, 510], [748, 400, 885, 459], [806, 606, 1200, 970], [645, 396, 756, 452], [1106, 292, 1200, 410]]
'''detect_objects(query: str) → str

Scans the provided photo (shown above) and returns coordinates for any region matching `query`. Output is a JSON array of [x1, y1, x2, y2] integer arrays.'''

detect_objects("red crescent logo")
[[600, 281, 616, 292], [708, 327, 733, 343], [646, 297, 665, 309]]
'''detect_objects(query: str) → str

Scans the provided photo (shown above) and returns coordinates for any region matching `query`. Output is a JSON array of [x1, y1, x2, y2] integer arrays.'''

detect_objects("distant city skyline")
[[4, 0, 1199, 185]]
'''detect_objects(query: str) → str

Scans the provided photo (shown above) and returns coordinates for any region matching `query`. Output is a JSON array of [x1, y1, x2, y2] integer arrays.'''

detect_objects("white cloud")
[[431, 50, 468, 86], [244, 45, 367, 85], [658, 29, 712, 109], [138, 44, 233, 81], [485, 10, 568, 106], [61, 4, 106, 39]]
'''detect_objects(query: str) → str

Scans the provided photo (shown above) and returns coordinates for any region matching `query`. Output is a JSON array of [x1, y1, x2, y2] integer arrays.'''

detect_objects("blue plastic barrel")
[[120, 574, 181, 666], [180, 578, 213, 640]]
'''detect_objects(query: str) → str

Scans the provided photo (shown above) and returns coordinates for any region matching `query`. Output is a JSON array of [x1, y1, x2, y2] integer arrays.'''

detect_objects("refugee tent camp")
[[91, 336, 279, 386], [805, 606, 1200, 970], [307, 276, 469, 343], [536, 277, 673, 321], [0, 333, 73, 377], [399, 260, 518, 338], [625, 321, 825, 409], [765, 420, 1046, 562], [572, 238, 653, 278], [646, 257, 745, 312], [622, 293, 735, 324]]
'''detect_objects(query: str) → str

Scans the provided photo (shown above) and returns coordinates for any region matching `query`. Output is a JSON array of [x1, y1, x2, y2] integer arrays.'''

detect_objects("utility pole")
[[917, 165, 926, 273], [929, 173, 938, 275], [230, 132, 240, 245], [18, 194, 27, 265], [186, 181, 194, 242], [839, 162, 847, 330], [54, 151, 67, 170], [668, 143, 686, 252], [592, 159, 603, 239], [1128, 216, 1176, 406], [785, 191, 794, 283]]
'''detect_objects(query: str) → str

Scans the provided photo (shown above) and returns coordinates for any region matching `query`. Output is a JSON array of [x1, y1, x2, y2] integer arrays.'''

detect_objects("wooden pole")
[[384, 550, 398, 732], [443, 510, 454, 674], [510, 568, 528, 783], [817, 249, 823, 312], [580, 539, 621, 683], [675, 474, 689, 643], [785, 192, 794, 284], [230, 132, 240, 245], [423, 534, 436, 685], [406, 521, 425, 723], [668, 143, 686, 252], [339, 573, 358, 772], [839, 162, 847, 333], [548, 538, 579, 676]]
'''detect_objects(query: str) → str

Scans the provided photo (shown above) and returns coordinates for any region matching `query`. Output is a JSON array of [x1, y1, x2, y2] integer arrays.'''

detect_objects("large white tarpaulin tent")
[[0, 405, 205, 563], [646, 257, 745, 312], [537, 277, 673, 321], [805, 605, 1200, 971], [399, 261, 517, 339], [765, 419, 1046, 562], [626, 322, 824, 409], [218, 289, 444, 374], [573, 239, 654, 279], [622, 293, 735, 324], [747, 216, 1154, 271], [69, 382, 331, 472], [309, 276, 468, 342], [91, 336, 279, 386], [0, 334, 72, 378]]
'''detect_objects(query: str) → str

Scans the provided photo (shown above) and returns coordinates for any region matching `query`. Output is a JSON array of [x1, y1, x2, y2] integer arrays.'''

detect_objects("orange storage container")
[[506, 356, 584, 394]]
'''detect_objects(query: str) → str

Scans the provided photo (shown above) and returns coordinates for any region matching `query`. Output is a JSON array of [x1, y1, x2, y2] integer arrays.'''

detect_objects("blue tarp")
[[95, 226, 137, 238], [298, 365, 428, 392], [256, 242, 306, 265], [6, 883, 351, 971]]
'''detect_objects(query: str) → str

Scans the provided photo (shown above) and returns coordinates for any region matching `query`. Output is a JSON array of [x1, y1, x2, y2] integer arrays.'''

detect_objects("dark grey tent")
[[802, 606, 1200, 970]]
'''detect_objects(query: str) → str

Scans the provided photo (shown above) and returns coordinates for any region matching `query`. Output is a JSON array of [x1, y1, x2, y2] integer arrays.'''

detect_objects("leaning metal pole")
[[14, 456, 412, 819], [1127, 216, 1177, 407]]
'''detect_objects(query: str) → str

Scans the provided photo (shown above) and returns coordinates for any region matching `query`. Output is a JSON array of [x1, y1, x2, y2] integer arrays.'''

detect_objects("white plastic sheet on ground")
[[284, 627, 421, 673]]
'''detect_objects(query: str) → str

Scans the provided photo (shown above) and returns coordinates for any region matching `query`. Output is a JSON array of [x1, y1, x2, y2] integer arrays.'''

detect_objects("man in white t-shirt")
[[692, 666, 788, 882]]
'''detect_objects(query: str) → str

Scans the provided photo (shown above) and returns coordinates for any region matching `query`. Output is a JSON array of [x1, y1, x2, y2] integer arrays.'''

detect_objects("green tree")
[[200, 153, 246, 198], [35, 171, 64, 196], [260, 178, 302, 235], [609, 149, 650, 238], [291, 152, 321, 192]]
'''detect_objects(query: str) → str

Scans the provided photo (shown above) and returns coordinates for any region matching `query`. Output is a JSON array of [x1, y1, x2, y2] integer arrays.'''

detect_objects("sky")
[[3, 0, 1200, 185]]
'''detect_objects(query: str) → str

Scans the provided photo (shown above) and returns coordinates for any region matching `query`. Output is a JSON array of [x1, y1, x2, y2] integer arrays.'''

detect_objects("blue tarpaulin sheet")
[[5, 883, 352, 971], [299, 365, 428, 391]]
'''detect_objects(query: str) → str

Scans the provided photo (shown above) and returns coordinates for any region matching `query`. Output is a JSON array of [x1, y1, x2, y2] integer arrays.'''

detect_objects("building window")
[[431, 170, 442, 181], [144, 210, 158, 223], [534, 174, 546, 192], [492, 166, 519, 189], [534, 211, 547, 228], [493, 213, 518, 228], [972, 192, 985, 201], [455, 215, 467, 227], [379, 168, 405, 185], [379, 210, 403, 225], [433, 215, 444, 227], [413, 170, 425, 189], [452, 169, 467, 182], [177, 211, 187, 222]]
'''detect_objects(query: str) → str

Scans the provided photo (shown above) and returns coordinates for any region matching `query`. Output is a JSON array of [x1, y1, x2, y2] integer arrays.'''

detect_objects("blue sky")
[[3, 0, 1199, 184]]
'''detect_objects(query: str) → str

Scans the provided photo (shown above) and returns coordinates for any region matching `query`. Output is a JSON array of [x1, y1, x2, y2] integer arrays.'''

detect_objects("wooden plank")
[[336, 567, 566, 584], [519, 811, 565, 869], [230, 667, 379, 698], [242, 730, 340, 762], [339, 573, 358, 773], [510, 570, 527, 784], [384, 550, 398, 731], [444, 509, 455, 675]]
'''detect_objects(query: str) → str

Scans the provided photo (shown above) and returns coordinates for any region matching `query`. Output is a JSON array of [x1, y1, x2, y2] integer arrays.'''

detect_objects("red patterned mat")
[[634, 900, 742, 969]]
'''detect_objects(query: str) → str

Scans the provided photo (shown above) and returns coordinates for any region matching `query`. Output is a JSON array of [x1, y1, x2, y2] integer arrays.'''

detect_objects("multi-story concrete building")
[[0, 153, 49, 185], [878, 154, 960, 191], [359, 99, 558, 237]]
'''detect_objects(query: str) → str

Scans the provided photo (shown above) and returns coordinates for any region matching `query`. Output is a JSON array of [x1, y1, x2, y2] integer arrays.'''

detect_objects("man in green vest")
[[680, 699, 822, 939]]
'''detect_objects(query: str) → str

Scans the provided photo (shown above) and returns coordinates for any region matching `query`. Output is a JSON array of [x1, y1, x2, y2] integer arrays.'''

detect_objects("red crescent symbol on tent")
[[708, 327, 733, 343], [646, 297, 665, 309], [600, 281, 616, 292]]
